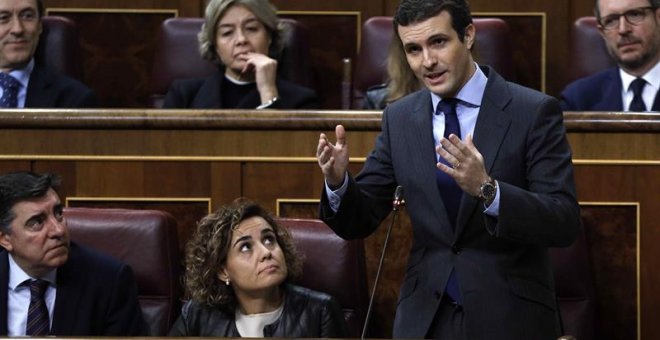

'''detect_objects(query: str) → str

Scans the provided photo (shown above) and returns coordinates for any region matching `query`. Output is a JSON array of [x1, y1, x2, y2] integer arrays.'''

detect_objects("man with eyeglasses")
[[561, 0, 660, 111]]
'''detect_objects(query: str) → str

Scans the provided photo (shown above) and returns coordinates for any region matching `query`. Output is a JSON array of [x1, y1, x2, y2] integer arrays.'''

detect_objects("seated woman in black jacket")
[[163, 0, 319, 109], [169, 198, 348, 337]]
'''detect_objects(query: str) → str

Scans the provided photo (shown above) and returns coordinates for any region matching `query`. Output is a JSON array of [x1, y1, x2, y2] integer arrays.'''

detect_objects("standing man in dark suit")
[[561, 0, 660, 111], [0, 0, 97, 108], [0, 171, 148, 336], [316, 0, 580, 339]]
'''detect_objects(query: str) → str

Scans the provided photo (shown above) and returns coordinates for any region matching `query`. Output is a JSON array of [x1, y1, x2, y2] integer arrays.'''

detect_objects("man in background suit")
[[0, 0, 97, 108], [316, 0, 580, 338], [0, 171, 148, 336], [561, 0, 660, 111]]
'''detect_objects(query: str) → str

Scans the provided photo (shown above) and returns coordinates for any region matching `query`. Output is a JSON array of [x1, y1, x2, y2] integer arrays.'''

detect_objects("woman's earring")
[[225, 278, 230, 286]]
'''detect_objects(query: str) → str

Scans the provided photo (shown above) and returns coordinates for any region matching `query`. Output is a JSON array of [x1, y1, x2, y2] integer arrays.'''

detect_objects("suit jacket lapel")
[[192, 71, 223, 108], [25, 65, 56, 108], [0, 252, 9, 334], [602, 70, 623, 111], [455, 67, 512, 236], [652, 86, 660, 111], [50, 246, 83, 335]]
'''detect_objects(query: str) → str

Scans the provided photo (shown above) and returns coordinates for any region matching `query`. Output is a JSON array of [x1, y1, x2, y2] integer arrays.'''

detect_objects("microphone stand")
[[361, 186, 405, 339]]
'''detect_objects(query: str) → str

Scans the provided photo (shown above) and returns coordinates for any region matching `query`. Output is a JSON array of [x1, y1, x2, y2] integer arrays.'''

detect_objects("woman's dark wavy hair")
[[393, 0, 473, 42], [182, 198, 302, 312]]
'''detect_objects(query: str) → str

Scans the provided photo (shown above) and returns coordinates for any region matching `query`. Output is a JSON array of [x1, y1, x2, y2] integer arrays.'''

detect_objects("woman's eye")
[[239, 243, 251, 252]]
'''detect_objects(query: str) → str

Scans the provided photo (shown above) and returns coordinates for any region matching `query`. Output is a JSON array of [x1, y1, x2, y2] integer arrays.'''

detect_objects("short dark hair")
[[594, 0, 660, 21], [0, 172, 61, 234], [393, 0, 473, 42]]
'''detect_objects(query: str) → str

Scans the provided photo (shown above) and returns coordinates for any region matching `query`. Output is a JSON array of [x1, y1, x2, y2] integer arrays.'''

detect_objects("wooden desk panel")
[[0, 110, 658, 339]]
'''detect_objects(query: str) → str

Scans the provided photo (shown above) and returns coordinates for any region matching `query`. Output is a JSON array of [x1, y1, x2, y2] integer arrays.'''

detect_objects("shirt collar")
[[619, 60, 660, 92], [7, 253, 57, 290], [431, 62, 487, 111]]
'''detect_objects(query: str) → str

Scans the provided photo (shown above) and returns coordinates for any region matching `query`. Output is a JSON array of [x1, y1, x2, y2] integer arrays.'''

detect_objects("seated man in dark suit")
[[0, 0, 97, 108], [0, 171, 148, 336], [561, 0, 660, 111]]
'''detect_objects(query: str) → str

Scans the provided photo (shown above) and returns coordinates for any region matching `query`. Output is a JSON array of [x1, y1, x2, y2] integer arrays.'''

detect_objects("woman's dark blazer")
[[163, 71, 319, 109]]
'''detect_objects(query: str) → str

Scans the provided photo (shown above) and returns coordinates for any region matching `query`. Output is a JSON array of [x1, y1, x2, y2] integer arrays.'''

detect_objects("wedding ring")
[[454, 162, 461, 169]]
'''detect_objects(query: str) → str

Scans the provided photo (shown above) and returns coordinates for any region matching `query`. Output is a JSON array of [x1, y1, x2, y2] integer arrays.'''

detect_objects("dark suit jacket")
[[320, 66, 581, 339], [0, 242, 148, 336], [25, 64, 98, 108], [162, 70, 319, 109], [560, 67, 660, 111]]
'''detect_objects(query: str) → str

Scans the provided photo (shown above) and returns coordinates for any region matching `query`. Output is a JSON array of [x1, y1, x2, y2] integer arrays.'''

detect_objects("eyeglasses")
[[599, 6, 656, 30]]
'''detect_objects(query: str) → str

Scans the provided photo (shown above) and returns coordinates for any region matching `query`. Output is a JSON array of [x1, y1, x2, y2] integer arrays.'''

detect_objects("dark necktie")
[[434, 98, 463, 305], [0, 73, 20, 108], [26, 279, 50, 336], [629, 77, 647, 112]]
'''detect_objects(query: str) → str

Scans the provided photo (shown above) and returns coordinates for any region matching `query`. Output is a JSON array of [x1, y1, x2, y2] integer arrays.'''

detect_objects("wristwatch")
[[256, 96, 279, 109], [478, 177, 497, 204]]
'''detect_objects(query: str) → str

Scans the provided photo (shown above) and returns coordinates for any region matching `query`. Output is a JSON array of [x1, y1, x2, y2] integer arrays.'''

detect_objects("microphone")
[[361, 185, 405, 339]]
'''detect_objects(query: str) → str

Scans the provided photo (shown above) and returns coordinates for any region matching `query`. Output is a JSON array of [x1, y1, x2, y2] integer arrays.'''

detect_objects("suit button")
[[452, 246, 462, 254]]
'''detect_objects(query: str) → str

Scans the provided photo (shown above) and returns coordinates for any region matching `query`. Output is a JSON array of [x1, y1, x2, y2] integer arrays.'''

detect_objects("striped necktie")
[[26, 279, 50, 336]]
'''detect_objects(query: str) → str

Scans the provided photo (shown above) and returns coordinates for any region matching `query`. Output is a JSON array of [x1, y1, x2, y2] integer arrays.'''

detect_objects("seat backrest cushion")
[[550, 224, 595, 340], [64, 207, 181, 336], [565, 16, 616, 86], [276, 218, 368, 337], [35, 16, 83, 80]]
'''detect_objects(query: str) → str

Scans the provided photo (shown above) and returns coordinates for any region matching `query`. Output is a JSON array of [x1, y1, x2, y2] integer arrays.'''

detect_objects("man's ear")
[[0, 232, 13, 252], [464, 23, 476, 50]]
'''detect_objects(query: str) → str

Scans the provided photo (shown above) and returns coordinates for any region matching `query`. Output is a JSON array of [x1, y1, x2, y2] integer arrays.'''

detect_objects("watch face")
[[481, 182, 496, 200]]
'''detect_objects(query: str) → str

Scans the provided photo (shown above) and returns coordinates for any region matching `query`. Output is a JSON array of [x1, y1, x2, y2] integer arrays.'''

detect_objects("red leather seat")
[[550, 223, 596, 340], [35, 16, 83, 80], [149, 17, 315, 108], [277, 218, 368, 337], [565, 17, 616, 86], [65, 208, 182, 336], [347, 16, 515, 109]]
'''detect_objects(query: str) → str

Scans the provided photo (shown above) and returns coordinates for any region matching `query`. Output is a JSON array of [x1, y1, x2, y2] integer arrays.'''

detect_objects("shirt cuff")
[[325, 174, 349, 213]]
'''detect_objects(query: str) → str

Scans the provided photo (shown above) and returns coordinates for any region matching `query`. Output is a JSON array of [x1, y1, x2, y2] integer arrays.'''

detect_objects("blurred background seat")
[[149, 17, 315, 108], [564, 16, 615, 87], [277, 217, 369, 338], [550, 224, 596, 340], [345, 16, 516, 109], [35, 16, 83, 80], [65, 207, 181, 336]]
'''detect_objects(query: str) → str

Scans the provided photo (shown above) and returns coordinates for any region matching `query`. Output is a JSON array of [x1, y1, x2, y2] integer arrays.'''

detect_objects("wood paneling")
[[581, 205, 638, 340]]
